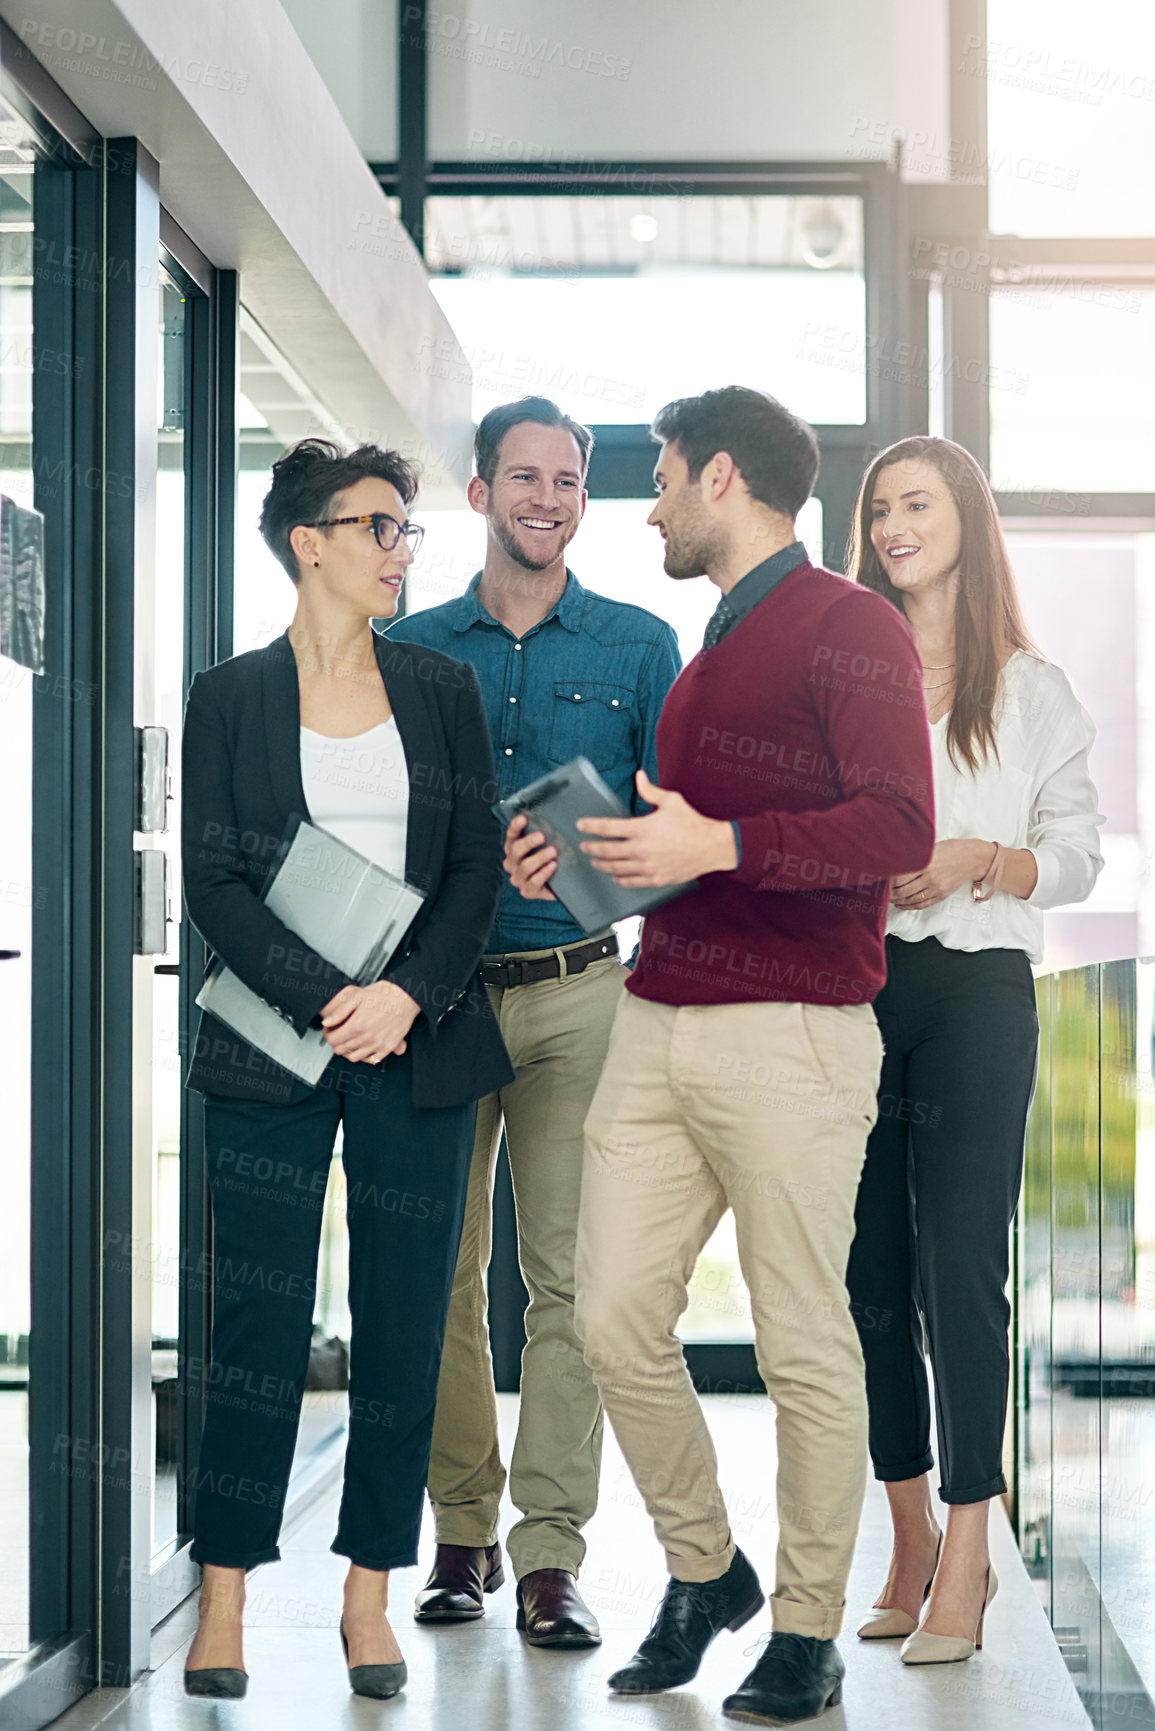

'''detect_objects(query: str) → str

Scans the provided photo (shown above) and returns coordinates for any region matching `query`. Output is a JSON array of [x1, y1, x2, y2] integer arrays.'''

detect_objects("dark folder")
[[496, 756, 697, 934]]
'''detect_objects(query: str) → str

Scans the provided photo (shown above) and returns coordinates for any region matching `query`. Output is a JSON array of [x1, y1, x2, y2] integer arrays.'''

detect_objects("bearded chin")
[[664, 542, 708, 581], [492, 516, 557, 572]]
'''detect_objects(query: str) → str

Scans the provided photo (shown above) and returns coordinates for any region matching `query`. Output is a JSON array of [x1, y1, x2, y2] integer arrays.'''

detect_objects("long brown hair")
[[846, 436, 1036, 773]]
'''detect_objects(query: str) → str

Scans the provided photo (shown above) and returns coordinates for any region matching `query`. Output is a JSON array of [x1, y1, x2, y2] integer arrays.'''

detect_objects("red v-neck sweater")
[[629, 561, 935, 1008]]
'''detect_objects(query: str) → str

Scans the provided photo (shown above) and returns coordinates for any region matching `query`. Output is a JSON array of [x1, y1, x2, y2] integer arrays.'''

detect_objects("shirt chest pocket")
[[546, 680, 636, 770]]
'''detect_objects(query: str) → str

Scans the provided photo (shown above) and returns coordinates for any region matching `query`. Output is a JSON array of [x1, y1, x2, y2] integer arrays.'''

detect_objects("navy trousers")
[[847, 936, 1039, 1504], [190, 1054, 475, 1570]]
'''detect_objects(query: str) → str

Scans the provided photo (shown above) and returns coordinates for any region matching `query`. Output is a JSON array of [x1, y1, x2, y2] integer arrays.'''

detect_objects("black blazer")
[[182, 630, 515, 1108]]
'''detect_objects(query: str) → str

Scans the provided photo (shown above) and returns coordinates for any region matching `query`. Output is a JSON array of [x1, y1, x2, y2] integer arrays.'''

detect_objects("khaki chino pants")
[[575, 992, 883, 1640], [427, 950, 625, 1579]]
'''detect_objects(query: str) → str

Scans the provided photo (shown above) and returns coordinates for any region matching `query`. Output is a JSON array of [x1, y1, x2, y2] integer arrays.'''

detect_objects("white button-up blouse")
[[887, 651, 1105, 964]]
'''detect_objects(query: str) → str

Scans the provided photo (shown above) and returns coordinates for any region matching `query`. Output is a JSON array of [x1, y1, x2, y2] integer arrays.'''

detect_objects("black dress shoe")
[[184, 1668, 248, 1698], [516, 1569, 601, 1648], [414, 1541, 505, 1622], [723, 1632, 844, 1725], [608, 1549, 764, 1694]]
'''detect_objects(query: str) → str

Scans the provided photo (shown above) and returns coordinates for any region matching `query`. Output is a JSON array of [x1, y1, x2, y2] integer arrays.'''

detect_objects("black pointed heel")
[[184, 1668, 248, 1698], [340, 1620, 408, 1700]]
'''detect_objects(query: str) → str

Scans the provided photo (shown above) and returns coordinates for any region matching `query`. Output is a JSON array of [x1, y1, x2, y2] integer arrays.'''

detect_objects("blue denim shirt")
[[384, 572, 681, 952]]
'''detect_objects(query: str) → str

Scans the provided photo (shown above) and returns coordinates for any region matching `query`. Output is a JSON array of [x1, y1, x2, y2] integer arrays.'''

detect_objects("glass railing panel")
[[1097, 959, 1155, 1721], [1049, 963, 1103, 1706], [1019, 970, 1055, 1618], [1018, 958, 1155, 1725]]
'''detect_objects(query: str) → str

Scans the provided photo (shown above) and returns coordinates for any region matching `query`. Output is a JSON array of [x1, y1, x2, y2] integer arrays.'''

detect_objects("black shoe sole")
[[722, 1681, 843, 1724], [608, 1587, 767, 1693], [414, 1559, 506, 1622]]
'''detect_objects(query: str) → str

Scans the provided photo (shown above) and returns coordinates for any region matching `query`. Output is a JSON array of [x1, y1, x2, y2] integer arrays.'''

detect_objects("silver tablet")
[[496, 756, 697, 934]]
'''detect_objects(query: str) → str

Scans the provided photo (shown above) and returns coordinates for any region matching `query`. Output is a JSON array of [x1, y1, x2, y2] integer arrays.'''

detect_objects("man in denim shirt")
[[385, 396, 679, 1648]]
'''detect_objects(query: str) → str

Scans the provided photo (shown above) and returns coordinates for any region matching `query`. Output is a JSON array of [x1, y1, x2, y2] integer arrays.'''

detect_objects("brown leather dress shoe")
[[414, 1542, 505, 1622], [515, 1569, 602, 1648]]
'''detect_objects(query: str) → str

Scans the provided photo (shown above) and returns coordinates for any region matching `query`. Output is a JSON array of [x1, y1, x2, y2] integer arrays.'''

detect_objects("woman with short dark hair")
[[846, 436, 1103, 1665], [181, 439, 513, 1701]]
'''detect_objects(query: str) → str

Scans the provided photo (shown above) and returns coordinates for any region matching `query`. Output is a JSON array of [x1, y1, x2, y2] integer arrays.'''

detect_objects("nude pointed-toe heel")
[[900, 1564, 998, 1666], [857, 1604, 920, 1640], [857, 1531, 943, 1641]]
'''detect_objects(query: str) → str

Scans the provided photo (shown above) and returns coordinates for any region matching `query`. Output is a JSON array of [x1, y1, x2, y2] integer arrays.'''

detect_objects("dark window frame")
[[6, 36, 104, 1731]]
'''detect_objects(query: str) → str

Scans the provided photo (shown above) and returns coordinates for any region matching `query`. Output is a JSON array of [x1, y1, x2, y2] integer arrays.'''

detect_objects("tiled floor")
[[50, 1395, 1089, 1730]]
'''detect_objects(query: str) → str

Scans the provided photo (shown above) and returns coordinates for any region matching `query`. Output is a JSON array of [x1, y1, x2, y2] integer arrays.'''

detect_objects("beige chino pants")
[[575, 992, 883, 1640], [427, 950, 625, 1579]]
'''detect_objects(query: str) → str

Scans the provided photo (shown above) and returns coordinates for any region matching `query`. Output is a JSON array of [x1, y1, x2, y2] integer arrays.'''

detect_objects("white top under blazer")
[[886, 651, 1104, 964], [299, 718, 409, 880]]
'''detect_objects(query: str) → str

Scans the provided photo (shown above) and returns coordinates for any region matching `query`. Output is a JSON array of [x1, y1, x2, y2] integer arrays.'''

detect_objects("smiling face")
[[647, 439, 724, 581], [869, 458, 963, 595], [291, 475, 415, 620], [472, 421, 586, 572]]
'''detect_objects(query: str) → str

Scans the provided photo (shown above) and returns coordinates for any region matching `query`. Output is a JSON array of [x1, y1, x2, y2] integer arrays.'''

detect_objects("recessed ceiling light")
[[630, 214, 659, 243]]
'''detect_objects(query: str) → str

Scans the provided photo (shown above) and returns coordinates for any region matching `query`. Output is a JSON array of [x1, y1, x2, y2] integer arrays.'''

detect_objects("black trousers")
[[846, 936, 1038, 1504], [189, 1053, 475, 1570]]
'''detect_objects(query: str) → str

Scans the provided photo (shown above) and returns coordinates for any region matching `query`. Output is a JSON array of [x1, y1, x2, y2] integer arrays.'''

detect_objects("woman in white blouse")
[[845, 436, 1103, 1666]]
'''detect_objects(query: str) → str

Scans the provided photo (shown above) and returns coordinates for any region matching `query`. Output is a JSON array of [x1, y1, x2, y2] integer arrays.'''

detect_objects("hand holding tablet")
[[497, 757, 698, 934]]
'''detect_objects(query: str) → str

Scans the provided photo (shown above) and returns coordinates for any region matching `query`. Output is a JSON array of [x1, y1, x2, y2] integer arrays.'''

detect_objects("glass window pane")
[[233, 307, 342, 657], [1097, 962, 1155, 1708], [1049, 966, 1103, 1703], [986, 0, 1155, 237], [990, 287, 1155, 493], [150, 272, 186, 1557], [233, 467, 297, 655], [0, 87, 36, 1665], [427, 194, 866, 426], [407, 493, 823, 672], [1001, 527, 1145, 973], [1018, 973, 1053, 1615], [0, 676, 31, 1663]]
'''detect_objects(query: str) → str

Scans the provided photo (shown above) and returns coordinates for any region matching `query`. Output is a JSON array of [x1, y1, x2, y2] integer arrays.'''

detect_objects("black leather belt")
[[480, 936, 618, 990]]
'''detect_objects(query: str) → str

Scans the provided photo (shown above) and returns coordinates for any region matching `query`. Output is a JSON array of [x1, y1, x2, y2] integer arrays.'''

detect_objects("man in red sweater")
[[506, 386, 934, 1725]]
